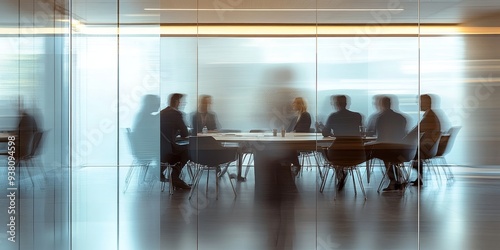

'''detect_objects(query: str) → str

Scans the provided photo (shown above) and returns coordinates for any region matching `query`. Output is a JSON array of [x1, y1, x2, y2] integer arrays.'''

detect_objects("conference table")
[[0, 132, 14, 142], [210, 132, 331, 171], [198, 132, 375, 200], [0, 132, 16, 156]]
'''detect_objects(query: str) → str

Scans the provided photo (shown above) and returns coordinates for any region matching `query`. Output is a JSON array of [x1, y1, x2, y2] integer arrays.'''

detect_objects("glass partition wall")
[[3, 0, 500, 249], [0, 0, 71, 250]]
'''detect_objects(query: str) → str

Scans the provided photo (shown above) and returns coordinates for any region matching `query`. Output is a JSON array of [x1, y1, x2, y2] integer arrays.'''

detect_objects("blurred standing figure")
[[160, 93, 191, 190], [287, 97, 312, 133], [192, 95, 219, 134], [321, 95, 363, 137], [131, 95, 160, 162]]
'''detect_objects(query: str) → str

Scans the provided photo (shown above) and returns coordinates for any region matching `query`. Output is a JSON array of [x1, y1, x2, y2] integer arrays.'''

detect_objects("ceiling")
[[2, 0, 500, 26], [72, 0, 500, 25]]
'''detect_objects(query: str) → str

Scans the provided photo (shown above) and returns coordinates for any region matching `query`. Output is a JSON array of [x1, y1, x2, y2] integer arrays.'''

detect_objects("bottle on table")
[[202, 126, 208, 134]]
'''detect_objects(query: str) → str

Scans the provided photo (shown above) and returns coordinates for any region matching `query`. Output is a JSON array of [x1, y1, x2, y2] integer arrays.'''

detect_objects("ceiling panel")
[[2, 0, 500, 26]]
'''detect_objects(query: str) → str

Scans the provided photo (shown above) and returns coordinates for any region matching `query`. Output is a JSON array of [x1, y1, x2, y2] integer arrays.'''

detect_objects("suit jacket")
[[160, 106, 189, 161], [192, 112, 218, 133], [322, 109, 362, 137], [409, 109, 441, 157], [288, 111, 312, 132], [374, 109, 407, 143]]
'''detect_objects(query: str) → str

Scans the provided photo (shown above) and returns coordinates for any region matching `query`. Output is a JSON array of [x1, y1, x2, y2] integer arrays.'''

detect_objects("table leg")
[[236, 148, 246, 181]]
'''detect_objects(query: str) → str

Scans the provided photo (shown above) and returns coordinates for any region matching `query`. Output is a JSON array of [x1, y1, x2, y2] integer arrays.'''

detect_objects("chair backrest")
[[29, 130, 44, 158], [444, 126, 461, 156], [189, 136, 237, 167], [402, 129, 420, 146], [420, 130, 441, 160], [125, 128, 138, 155], [327, 136, 366, 166], [436, 126, 461, 157]]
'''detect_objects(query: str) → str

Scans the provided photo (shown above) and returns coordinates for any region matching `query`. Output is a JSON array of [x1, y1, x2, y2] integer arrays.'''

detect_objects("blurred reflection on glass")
[[16, 97, 42, 160], [131, 94, 160, 163]]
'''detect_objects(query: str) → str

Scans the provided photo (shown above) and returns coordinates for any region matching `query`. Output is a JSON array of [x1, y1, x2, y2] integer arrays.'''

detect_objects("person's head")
[[141, 94, 160, 113], [372, 95, 383, 112], [420, 94, 432, 111], [169, 93, 184, 109], [331, 95, 348, 110], [380, 96, 392, 110], [198, 95, 212, 113], [292, 97, 307, 114]]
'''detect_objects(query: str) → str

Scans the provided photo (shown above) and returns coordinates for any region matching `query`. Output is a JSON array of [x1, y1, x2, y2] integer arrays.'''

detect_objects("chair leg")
[[206, 167, 210, 198], [243, 153, 253, 179], [188, 167, 203, 200], [333, 168, 339, 200], [215, 167, 219, 200], [123, 161, 138, 193], [350, 168, 357, 196], [440, 157, 454, 180], [314, 152, 325, 179], [355, 167, 367, 200], [24, 163, 35, 189], [319, 167, 330, 193], [377, 164, 391, 193], [228, 172, 237, 198]]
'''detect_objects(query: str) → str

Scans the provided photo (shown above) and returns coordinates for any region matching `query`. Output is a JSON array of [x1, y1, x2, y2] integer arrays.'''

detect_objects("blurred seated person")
[[160, 93, 191, 190], [365, 95, 383, 137], [321, 95, 363, 138], [192, 95, 219, 134], [17, 104, 40, 160], [287, 97, 312, 133], [321, 95, 363, 190], [371, 96, 407, 143], [364, 96, 408, 191], [131, 95, 160, 162], [410, 94, 442, 187]]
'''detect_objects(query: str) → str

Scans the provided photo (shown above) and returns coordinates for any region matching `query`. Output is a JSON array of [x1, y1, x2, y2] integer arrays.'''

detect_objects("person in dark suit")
[[191, 95, 219, 134], [374, 96, 407, 143], [322, 95, 363, 137], [287, 97, 311, 133], [365, 96, 408, 191], [410, 94, 442, 186], [321, 95, 363, 190], [160, 93, 191, 190]]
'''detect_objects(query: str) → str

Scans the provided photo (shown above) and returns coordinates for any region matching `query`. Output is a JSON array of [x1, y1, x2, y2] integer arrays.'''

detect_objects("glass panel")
[[195, 1, 319, 250], [158, 1, 199, 249], [316, 2, 420, 250], [117, 4, 161, 250], [0, 0, 71, 250], [420, 1, 500, 249], [71, 0, 119, 249]]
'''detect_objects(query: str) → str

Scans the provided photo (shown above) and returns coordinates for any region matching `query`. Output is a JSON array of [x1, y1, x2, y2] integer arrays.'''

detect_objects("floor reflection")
[[1, 163, 500, 249]]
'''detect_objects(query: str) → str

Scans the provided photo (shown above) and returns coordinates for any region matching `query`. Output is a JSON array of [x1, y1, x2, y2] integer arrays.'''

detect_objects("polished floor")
[[1, 161, 500, 250]]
